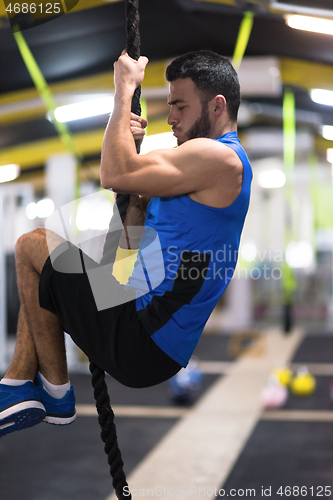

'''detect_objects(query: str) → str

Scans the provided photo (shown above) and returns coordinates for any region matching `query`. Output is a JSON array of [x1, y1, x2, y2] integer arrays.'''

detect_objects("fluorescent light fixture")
[[322, 125, 333, 141], [0, 164, 20, 183], [27, 199, 54, 219], [53, 96, 114, 122], [76, 197, 113, 231], [286, 14, 333, 36], [36, 198, 55, 218], [258, 170, 286, 189], [26, 202, 37, 220], [286, 241, 313, 269], [140, 132, 177, 154], [327, 149, 333, 164], [241, 243, 257, 262], [310, 89, 333, 106]]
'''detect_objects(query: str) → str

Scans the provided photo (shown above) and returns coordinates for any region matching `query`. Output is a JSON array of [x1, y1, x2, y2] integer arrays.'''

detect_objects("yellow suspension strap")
[[232, 10, 254, 71], [282, 88, 297, 333], [12, 27, 82, 200]]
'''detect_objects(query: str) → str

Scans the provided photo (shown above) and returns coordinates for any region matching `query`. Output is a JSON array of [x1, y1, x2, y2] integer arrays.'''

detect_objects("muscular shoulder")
[[175, 137, 239, 166], [183, 138, 243, 208], [177, 137, 243, 181]]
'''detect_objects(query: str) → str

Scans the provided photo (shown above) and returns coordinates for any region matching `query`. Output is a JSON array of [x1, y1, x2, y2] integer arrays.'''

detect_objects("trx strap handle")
[[90, 2, 142, 499]]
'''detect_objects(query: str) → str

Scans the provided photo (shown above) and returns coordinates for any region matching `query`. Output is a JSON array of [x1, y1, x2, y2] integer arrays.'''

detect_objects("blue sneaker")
[[34, 373, 76, 425], [0, 381, 46, 437]]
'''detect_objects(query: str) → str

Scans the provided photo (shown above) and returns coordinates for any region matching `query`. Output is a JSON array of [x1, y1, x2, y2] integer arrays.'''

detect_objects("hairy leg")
[[4, 228, 68, 385], [5, 308, 38, 380]]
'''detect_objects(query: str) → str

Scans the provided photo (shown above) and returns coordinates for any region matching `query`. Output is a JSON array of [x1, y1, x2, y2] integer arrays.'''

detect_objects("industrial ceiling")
[[0, 0, 333, 190]]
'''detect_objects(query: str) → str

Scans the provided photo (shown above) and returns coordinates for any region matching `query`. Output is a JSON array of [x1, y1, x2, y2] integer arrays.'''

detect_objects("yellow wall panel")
[[280, 58, 333, 92]]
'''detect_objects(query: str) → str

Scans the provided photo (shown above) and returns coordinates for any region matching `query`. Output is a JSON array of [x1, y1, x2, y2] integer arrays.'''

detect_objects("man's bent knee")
[[15, 228, 62, 274], [15, 230, 39, 256]]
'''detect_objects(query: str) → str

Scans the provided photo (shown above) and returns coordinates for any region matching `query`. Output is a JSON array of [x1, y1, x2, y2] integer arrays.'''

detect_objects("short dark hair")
[[165, 50, 241, 122]]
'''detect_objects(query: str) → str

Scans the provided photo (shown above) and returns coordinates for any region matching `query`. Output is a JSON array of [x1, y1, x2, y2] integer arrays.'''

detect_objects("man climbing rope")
[[0, 50, 252, 437]]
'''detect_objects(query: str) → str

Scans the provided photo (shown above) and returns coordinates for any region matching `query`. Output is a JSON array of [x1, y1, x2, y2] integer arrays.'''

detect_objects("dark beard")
[[177, 103, 212, 146]]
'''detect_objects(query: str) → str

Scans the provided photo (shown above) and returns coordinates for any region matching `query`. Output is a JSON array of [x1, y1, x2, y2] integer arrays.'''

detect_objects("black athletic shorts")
[[39, 242, 181, 388]]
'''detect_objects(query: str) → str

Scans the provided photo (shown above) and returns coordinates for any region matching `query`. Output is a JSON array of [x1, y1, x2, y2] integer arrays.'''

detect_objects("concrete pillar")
[[46, 152, 77, 210], [45, 152, 81, 370]]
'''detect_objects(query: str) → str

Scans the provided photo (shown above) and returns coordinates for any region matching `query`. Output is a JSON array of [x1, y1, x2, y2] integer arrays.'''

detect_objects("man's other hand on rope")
[[118, 111, 149, 250], [130, 112, 148, 146]]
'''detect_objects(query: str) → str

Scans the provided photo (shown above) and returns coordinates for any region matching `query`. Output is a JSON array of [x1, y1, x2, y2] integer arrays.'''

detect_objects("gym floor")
[[1, 328, 333, 500]]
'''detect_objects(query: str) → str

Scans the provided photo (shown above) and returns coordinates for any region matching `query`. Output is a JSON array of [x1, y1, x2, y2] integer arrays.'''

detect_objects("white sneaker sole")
[[0, 401, 46, 435], [43, 412, 76, 425], [0, 400, 45, 423]]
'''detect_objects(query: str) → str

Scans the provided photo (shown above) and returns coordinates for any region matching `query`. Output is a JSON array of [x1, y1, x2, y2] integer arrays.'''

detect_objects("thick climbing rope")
[[90, 1, 141, 499], [99, 0, 141, 266], [89, 362, 130, 499]]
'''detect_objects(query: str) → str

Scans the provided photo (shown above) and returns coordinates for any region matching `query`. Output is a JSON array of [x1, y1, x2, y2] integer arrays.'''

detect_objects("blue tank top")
[[127, 131, 252, 367]]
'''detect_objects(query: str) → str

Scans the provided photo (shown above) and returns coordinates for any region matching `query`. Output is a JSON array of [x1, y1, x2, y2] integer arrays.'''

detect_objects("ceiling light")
[[53, 96, 114, 122], [258, 170, 286, 189], [76, 197, 113, 231], [322, 125, 333, 141], [327, 149, 333, 164], [36, 198, 55, 218], [286, 14, 333, 36], [286, 241, 313, 269], [27, 200, 54, 220], [26, 202, 37, 220], [310, 89, 333, 106], [0, 164, 20, 183]]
